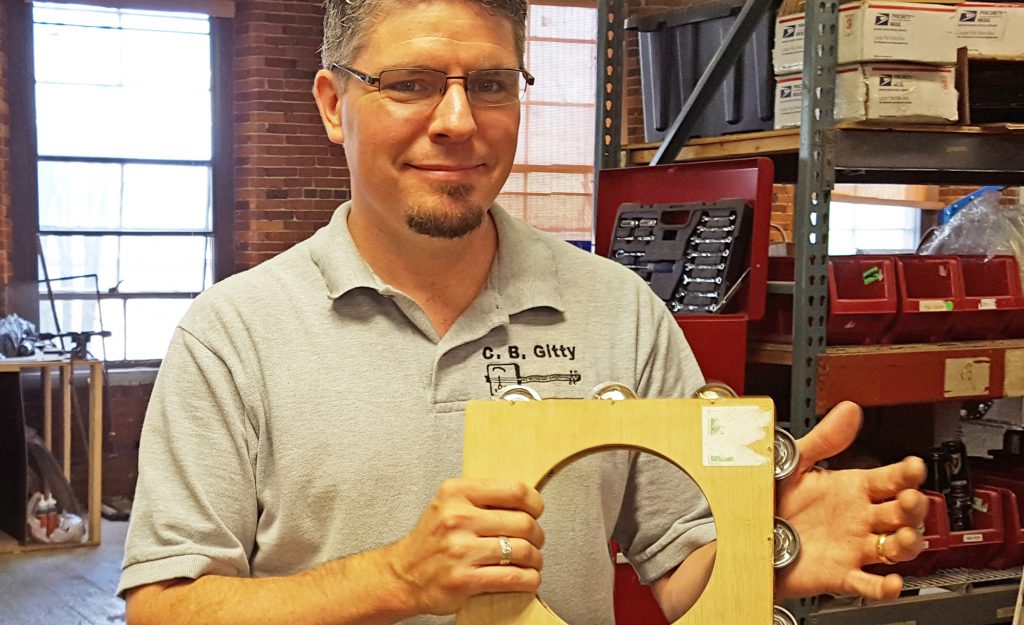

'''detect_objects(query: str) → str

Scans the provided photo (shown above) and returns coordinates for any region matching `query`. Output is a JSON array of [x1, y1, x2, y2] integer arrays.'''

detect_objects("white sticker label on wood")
[[944, 357, 991, 398], [962, 533, 984, 543], [1006, 349, 1024, 397], [702, 406, 771, 467]]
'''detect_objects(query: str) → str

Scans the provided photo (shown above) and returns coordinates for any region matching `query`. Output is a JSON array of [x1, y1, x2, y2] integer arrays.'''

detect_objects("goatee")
[[405, 183, 485, 239]]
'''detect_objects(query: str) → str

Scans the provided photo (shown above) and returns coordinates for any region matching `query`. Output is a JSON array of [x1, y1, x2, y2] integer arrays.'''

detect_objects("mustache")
[[438, 183, 473, 200]]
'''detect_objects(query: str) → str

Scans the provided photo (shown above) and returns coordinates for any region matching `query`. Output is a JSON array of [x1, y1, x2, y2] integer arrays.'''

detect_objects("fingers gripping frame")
[[458, 397, 776, 625]]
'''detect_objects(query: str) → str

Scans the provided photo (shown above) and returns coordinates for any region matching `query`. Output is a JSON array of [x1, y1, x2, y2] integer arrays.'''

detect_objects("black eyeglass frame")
[[329, 63, 536, 106]]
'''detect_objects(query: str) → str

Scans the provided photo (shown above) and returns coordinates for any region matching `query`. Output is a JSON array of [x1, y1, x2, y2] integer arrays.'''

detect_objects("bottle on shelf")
[[923, 448, 952, 500], [941, 439, 973, 531], [32, 493, 49, 534], [45, 494, 59, 537]]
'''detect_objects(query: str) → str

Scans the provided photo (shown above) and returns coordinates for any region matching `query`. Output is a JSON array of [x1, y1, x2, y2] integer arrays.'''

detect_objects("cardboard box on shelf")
[[863, 63, 959, 121], [773, 1, 958, 74], [773, 63, 959, 128], [956, 3, 1024, 58], [773, 66, 866, 128]]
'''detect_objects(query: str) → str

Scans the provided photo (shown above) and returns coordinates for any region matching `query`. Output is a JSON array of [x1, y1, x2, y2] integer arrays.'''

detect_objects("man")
[[120, 1, 928, 623]]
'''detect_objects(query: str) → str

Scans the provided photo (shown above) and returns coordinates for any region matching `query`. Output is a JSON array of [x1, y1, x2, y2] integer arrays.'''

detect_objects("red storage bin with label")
[[950, 255, 1024, 340], [752, 255, 899, 344], [867, 491, 949, 578], [975, 473, 1024, 569], [828, 255, 899, 344], [886, 255, 964, 343], [933, 487, 1005, 571]]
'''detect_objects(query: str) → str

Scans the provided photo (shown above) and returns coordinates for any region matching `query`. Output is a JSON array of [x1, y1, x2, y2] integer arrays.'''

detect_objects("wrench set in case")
[[609, 199, 752, 314]]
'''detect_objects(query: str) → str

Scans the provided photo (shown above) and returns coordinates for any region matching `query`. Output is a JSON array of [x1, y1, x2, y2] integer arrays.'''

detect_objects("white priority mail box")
[[773, 1, 958, 74], [862, 63, 958, 122], [956, 3, 1024, 57], [773, 66, 866, 128], [773, 63, 959, 128]]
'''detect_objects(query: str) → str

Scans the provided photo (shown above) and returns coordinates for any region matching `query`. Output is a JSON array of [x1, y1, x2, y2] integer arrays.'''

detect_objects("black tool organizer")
[[608, 199, 752, 314]]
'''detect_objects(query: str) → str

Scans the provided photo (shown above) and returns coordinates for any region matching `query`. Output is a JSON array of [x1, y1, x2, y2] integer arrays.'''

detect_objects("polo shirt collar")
[[309, 202, 383, 299], [487, 203, 566, 316], [309, 201, 566, 315]]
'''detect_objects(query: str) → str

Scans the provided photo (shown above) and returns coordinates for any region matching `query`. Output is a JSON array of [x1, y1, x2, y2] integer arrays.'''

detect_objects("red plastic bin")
[[867, 491, 949, 578], [932, 487, 1005, 571], [751, 255, 899, 345], [950, 255, 1024, 340], [886, 255, 964, 344], [975, 472, 1024, 569], [748, 256, 796, 342], [828, 255, 899, 344]]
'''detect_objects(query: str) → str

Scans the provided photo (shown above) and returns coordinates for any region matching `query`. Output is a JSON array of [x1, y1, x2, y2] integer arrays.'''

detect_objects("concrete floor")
[[0, 520, 128, 625]]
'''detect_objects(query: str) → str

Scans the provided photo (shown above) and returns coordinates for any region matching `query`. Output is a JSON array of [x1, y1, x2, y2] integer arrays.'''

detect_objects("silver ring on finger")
[[498, 535, 513, 566], [876, 532, 896, 565]]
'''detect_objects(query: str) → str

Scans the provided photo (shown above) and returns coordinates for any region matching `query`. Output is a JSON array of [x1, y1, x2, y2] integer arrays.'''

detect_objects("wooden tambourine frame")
[[458, 397, 775, 625]]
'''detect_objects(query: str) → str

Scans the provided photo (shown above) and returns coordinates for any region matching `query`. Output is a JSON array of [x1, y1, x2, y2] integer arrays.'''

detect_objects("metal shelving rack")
[[595, 0, 1024, 623]]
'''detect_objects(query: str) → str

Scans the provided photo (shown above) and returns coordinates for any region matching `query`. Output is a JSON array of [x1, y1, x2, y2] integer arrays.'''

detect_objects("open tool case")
[[609, 200, 752, 314], [595, 160, 771, 395]]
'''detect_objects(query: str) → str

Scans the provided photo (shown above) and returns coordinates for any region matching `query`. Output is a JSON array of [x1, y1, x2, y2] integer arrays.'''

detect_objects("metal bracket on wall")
[[595, 0, 625, 180], [650, 0, 778, 166]]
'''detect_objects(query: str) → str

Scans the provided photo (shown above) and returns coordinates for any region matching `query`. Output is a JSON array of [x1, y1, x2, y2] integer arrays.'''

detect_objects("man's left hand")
[[774, 401, 928, 600]]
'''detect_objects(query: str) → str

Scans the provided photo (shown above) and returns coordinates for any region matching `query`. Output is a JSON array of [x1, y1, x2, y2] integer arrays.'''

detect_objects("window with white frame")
[[827, 185, 930, 255], [32, 2, 215, 362], [498, 1, 597, 243]]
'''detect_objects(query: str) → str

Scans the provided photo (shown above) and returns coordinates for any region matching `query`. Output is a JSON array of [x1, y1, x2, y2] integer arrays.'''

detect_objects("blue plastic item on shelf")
[[939, 186, 1005, 226]]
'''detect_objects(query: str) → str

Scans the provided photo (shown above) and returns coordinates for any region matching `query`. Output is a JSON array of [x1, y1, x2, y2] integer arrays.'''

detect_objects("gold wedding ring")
[[498, 535, 513, 566], [876, 532, 896, 565]]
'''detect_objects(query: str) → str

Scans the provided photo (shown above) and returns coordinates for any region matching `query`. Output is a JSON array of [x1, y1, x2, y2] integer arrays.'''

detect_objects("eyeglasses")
[[330, 64, 535, 107]]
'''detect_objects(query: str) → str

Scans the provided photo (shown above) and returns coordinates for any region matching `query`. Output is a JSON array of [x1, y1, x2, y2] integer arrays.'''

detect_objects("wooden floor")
[[0, 520, 128, 625]]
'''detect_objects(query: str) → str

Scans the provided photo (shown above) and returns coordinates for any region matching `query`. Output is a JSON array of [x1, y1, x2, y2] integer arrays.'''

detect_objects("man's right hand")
[[384, 478, 546, 616]]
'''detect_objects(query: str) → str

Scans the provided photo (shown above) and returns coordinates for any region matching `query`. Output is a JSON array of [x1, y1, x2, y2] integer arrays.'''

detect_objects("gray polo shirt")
[[119, 203, 713, 624]]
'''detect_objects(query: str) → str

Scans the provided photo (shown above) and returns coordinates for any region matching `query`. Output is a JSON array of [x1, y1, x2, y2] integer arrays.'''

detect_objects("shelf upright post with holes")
[[789, 0, 838, 439]]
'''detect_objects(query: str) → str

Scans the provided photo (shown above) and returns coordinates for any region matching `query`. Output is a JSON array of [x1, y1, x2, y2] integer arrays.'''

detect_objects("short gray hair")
[[321, 0, 528, 69]]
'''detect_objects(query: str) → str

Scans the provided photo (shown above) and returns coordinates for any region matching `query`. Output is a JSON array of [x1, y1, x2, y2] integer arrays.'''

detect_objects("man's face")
[[331, 0, 521, 240]]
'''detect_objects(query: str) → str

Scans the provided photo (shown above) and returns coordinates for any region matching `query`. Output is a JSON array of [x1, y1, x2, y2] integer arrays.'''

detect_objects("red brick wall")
[[0, 1, 12, 288], [232, 0, 350, 273], [102, 378, 155, 499], [937, 185, 1021, 208], [772, 184, 795, 241]]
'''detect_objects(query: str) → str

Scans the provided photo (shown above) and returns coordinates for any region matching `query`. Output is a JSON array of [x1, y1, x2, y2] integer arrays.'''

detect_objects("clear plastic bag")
[[0, 313, 38, 358], [919, 188, 1024, 286]]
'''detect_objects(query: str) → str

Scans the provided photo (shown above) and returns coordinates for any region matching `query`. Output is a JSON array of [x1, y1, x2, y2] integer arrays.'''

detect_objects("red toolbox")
[[950, 255, 1024, 340], [885, 255, 964, 343], [975, 473, 1024, 569]]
